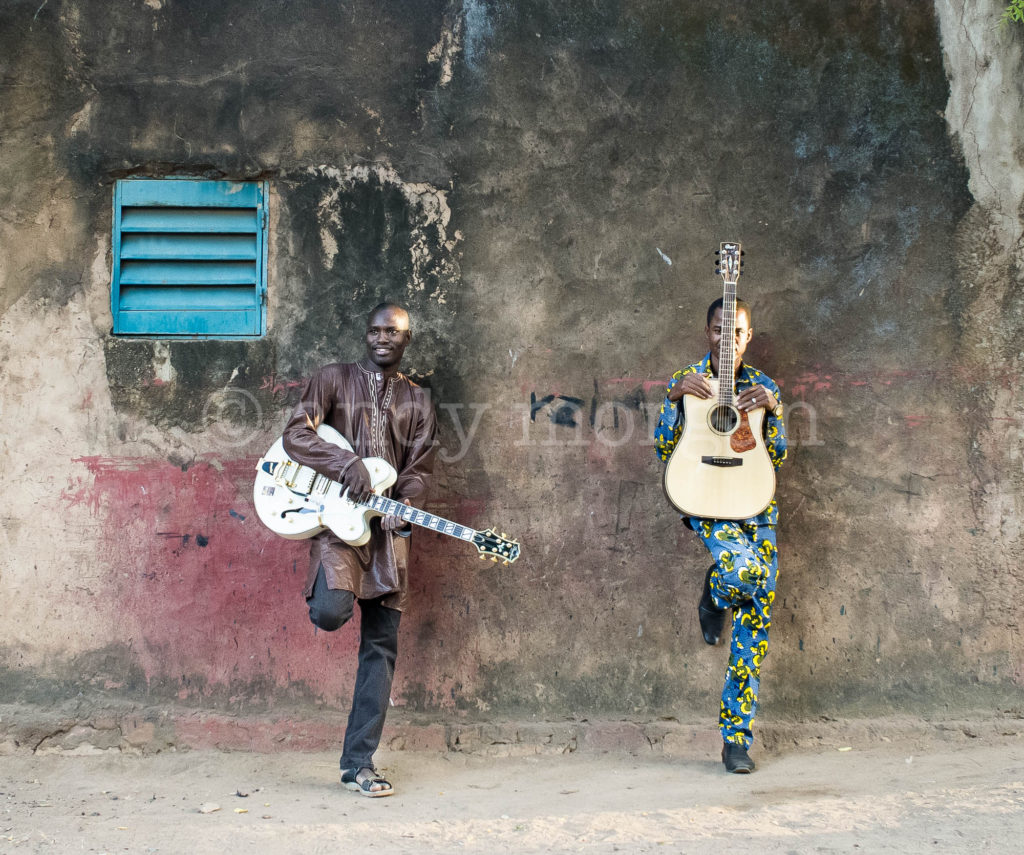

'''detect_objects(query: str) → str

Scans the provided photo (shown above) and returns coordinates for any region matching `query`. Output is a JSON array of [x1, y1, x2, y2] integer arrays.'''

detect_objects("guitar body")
[[663, 378, 776, 520], [253, 424, 396, 545]]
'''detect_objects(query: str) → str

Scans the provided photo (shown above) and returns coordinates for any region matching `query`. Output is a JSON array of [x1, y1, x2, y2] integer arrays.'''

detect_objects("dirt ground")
[[1, 727, 1022, 855]]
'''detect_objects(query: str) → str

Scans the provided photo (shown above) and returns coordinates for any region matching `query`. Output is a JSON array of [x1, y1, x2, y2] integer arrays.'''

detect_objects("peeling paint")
[[61, 455, 362, 701], [427, 11, 464, 87], [151, 342, 176, 385], [310, 163, 460, 304]]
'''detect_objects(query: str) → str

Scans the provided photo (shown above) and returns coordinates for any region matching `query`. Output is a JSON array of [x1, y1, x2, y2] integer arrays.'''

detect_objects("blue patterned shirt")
[[654, 353, 787, 528]]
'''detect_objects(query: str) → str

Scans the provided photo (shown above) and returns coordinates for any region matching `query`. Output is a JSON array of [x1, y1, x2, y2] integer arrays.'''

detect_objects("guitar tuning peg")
[[502, 560, 509, 566], [714, 249, 720, 255], [479, 554, 486, 560], [491, 556, 498, 562], [740, 250, 745, 256]]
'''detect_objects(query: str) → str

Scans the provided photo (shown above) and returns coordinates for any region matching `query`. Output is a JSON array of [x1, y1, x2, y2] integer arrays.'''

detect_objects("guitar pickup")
[[701, 456, 743, 467]]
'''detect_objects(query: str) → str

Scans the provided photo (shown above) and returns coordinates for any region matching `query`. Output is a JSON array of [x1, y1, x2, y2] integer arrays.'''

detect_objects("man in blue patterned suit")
[[654, 297, 787, 773]]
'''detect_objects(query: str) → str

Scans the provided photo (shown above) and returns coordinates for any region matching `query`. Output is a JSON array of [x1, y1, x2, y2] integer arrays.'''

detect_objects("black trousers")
[[307, 564, 401, 771]]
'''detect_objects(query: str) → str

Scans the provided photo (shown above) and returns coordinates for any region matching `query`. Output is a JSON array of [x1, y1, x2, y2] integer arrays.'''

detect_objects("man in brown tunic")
[[282, 302, 436, 797]]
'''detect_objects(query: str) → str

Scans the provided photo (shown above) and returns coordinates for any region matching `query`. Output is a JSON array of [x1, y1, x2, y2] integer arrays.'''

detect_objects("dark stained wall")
[[1, 0, 1020, 729]]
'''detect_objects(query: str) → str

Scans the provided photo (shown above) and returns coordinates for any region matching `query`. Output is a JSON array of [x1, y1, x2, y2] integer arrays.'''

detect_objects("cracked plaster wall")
[[0, 0, 1022, 731]]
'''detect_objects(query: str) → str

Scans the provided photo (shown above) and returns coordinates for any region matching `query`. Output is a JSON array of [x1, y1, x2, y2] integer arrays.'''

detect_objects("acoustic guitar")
[[253, 424, 520, 564], [662, 242, 776, 520]]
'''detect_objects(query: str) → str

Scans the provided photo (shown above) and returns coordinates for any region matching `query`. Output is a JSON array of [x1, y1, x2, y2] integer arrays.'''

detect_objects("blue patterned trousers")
[[693, 519, 778, 749]]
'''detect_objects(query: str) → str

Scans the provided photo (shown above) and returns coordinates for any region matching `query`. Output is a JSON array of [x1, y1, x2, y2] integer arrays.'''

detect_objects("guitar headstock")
[[716, 241, 743, 285], [473, 528, 521, 565]]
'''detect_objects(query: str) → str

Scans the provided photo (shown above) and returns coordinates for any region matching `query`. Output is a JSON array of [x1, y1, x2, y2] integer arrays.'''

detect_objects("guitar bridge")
[[701, 456, 743, 467]]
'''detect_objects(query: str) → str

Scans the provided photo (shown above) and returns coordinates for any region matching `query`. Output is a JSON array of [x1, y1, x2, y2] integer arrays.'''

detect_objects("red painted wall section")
[[61, 455, 482, 709]]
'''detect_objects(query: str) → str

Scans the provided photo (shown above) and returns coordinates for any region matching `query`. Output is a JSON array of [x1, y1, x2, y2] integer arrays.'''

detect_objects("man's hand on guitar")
[[341, 459, 373, 500], [737, 384, 778, 413], [381, 498, 411, 532], [668, 373, 714, 402]]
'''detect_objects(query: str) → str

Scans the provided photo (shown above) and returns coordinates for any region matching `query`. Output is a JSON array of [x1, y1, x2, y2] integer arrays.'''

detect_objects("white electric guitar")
[[253, 424, 520, 565]]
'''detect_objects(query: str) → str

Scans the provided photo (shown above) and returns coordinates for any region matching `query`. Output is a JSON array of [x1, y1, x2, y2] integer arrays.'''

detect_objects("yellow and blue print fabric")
[[654, 354, 787, 748], [695, 518, 777, 749]]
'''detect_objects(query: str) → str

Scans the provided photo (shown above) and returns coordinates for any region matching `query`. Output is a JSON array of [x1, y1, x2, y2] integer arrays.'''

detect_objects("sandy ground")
[[2, 733, 1022, 855]]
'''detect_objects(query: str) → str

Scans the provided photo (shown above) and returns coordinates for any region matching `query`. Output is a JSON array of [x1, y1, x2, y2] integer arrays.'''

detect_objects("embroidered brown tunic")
[[282, 361, 437, 611]]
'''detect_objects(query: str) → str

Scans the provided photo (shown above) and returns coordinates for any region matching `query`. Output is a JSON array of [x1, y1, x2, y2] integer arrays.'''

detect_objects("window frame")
[[110, 178, 269, 339]]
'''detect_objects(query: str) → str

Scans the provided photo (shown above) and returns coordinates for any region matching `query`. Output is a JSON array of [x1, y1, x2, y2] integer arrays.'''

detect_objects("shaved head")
[[367, 302, 409, 329]]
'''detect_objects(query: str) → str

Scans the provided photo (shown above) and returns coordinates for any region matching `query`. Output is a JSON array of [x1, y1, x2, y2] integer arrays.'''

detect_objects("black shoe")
[[722, 742, 755, 773], [698, 566, 726, 646]]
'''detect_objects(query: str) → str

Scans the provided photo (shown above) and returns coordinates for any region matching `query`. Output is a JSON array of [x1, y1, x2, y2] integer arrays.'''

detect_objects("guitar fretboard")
[[718, 282, 737, 406], [717, 242, 742, 407], [361, 493, 478, 543]]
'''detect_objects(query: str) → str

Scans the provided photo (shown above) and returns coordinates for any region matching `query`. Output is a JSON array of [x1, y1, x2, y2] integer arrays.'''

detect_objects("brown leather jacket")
[[282, 361, 437, 611]]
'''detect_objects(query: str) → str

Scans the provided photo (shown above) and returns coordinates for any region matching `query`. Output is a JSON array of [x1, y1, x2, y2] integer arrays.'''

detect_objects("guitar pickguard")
[[730, 410, 757, 453]]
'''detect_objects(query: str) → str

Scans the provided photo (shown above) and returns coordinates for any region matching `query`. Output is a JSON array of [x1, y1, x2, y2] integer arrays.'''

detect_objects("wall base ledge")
[[1, 702, 1021, 758]]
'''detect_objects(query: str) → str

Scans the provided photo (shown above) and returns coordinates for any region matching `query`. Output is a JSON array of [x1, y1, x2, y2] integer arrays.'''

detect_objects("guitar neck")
[[717, 281, 737, 404], [360, 493, 478, 543], [715, 241, 743, 405]]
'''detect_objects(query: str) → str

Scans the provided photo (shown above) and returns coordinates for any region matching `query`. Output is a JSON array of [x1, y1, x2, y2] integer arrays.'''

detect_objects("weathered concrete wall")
[[931, 0, 1024, 702], [0, 0, 1020, 734]]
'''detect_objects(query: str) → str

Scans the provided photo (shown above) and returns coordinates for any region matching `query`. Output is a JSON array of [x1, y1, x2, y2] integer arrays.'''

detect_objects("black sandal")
[[341, 767, 394, 798]]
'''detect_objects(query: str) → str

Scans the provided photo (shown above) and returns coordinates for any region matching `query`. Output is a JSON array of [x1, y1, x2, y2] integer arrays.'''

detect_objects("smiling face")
[[364, 305, 411, 371], [706, 305, 753, 376]]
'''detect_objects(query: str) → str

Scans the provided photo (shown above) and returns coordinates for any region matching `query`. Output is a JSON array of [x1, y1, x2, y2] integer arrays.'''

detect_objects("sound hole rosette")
[[707, 404, 739, 435]]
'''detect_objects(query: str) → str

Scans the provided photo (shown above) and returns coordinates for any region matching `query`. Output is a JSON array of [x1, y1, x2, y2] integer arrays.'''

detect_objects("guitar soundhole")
[[709, 405, 738, 434]]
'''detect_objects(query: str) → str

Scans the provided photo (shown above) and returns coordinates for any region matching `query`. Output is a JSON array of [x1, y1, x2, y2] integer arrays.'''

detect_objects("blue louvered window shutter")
[[111, 179, 268, 337]]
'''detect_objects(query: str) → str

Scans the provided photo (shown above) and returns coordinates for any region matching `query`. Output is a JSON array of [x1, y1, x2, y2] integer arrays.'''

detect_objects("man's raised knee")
[[308, 595, 354, 631]]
